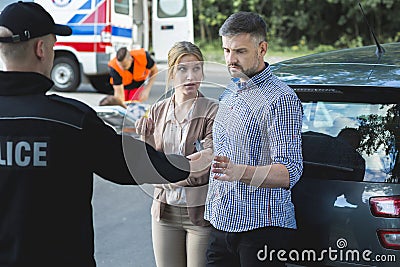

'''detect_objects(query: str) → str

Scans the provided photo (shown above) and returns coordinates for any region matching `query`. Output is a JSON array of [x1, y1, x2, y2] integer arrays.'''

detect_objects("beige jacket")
[[143, 93, 218, 226]]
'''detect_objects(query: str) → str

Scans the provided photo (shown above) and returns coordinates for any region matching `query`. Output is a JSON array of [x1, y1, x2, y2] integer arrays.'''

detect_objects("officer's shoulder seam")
[[47, 94, 95, 114]]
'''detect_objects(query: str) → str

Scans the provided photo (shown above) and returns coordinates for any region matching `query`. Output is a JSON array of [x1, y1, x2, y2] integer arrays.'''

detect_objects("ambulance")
[[0, 0, 149, 92]]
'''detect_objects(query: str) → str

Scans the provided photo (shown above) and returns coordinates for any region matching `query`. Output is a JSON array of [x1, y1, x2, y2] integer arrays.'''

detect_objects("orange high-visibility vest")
[[108, 49, 150, 87]]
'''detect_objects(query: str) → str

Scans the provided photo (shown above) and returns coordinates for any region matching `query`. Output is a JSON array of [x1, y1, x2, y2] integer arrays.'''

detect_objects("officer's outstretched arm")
[[122, 135, 190, 184], [88, 111, 205, 185]]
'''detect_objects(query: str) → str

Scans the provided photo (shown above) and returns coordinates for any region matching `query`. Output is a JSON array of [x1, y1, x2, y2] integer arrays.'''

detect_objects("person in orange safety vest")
[[108, 47, 158, 107]]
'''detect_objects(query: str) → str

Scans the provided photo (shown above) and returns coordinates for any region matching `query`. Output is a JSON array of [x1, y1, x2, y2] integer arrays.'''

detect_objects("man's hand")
[[212, 156, 289, 188], [113, 85, 127, 108], [211, 155, 246, 181]]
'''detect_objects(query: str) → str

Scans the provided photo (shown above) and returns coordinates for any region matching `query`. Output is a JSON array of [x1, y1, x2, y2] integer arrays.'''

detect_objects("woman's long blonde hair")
[[165, 41, 204, 92]]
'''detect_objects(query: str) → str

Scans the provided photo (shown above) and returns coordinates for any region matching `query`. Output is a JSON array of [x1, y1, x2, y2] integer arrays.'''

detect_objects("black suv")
[[271, 43, 400, 266]]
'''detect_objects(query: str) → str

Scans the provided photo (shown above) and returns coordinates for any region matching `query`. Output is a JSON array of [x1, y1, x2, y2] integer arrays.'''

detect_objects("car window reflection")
[[301, 102, 400, 183]]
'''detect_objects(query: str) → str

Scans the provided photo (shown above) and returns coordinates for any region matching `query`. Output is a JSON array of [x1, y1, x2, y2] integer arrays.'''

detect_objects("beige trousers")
[[152, 205, 211, 267]]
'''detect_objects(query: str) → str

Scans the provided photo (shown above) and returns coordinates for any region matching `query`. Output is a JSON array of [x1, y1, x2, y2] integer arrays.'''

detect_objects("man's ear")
[[259, 41, 268, 57], [34, 39, 45, 61]]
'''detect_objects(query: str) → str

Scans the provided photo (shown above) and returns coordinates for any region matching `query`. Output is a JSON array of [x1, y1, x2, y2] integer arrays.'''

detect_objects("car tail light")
[[377, 229, 400, 250], [370, 196, 400, 218]]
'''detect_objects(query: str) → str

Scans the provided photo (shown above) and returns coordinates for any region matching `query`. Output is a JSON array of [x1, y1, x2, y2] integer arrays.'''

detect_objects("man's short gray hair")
[[219, 11, 267, 44], [0, 26, 31, 62]]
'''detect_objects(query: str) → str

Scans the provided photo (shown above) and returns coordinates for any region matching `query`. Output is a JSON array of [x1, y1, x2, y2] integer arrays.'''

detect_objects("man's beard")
[[227, 56, 260, 80]]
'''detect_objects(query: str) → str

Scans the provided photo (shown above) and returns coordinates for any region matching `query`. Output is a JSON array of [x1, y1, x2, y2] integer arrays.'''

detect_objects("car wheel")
[[51, 56, 80, 92]]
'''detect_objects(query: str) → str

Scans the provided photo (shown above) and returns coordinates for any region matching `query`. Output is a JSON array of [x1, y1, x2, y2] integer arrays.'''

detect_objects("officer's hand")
[[135, 117, 155, 136]]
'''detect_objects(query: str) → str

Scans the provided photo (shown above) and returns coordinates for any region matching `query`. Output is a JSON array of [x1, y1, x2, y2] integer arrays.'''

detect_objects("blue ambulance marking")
[[67, 25, 102, 35], [67, 25, 132, 38], [112, 27, 132, 38], [68, 14, 86, 24], [79, 0, 92, 10]]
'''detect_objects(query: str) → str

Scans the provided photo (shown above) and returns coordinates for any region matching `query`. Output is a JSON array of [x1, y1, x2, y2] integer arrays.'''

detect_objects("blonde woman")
[[135, 41, 218, 267]]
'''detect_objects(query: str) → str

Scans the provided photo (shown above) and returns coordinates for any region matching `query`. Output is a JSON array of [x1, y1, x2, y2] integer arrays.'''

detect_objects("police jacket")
[[0, 71, 189, 267]]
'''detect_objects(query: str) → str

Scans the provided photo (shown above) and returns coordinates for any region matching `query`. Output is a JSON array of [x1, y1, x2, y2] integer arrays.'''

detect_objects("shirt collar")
[[165, 100, 175, 123], [230, 62, 271, 91]]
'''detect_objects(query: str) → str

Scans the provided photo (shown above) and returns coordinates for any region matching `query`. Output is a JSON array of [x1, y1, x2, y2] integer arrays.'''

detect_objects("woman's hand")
[[187, 149, 213, 180], [135, 117, 155, 136], [186, 148, 213, 186]]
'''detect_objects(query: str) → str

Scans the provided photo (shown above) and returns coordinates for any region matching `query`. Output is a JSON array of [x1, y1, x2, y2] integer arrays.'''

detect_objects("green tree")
[[358, 104, 400, 183], [192, 0, 400, 49]]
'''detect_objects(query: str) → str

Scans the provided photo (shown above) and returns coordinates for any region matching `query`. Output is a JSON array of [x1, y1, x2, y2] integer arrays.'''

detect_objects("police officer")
[[0, 2, 210, 266]]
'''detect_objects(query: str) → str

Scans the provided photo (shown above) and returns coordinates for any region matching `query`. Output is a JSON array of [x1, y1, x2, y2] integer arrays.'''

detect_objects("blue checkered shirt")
[[204, 63, 303, 232]]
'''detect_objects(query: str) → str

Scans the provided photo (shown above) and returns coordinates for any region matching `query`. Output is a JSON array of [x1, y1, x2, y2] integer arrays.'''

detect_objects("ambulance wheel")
[[51, 56, 80, 92]]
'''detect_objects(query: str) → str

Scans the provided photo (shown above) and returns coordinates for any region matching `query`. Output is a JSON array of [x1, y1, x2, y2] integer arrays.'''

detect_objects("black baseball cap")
[[0, 1, 72, 43]]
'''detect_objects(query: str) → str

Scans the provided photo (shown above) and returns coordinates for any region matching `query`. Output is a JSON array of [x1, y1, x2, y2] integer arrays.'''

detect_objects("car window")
[[301, 101, 399, 183], [115, 0, 130, 15]]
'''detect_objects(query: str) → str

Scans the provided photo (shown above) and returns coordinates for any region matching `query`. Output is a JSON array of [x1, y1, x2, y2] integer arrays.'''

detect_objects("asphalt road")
[[92, 178, 155, 267]]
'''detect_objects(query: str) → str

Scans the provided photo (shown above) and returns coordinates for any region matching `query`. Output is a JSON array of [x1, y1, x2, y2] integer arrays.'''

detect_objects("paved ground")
[[93, 177, 156, 267]]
